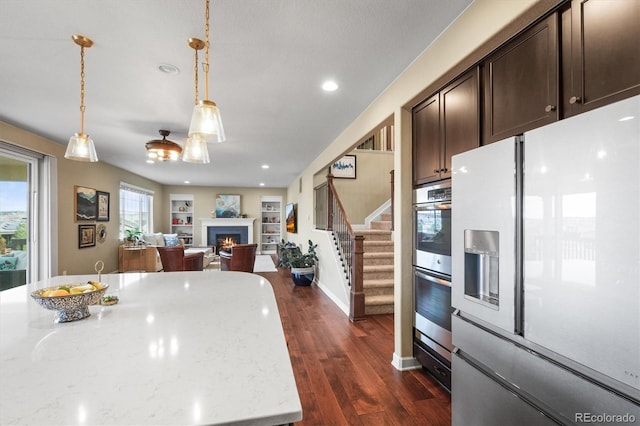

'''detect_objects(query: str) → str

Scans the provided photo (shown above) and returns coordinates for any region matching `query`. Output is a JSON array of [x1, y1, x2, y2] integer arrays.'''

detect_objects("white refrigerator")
[[451, 95, 640, 424]]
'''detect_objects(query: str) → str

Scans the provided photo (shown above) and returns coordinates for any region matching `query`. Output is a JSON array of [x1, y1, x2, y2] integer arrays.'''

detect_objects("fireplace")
[[200, 218, 255, 252]]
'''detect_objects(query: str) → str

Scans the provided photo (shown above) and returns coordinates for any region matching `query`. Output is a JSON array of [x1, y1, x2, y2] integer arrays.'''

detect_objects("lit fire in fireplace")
[[222, 237, 236, 250]]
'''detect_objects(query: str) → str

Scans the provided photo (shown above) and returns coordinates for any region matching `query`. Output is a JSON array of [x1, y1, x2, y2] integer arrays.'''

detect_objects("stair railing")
[[326, 174, 365, 321]]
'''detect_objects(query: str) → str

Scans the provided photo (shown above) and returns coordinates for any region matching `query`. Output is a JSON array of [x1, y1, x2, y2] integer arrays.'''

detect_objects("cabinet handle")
[[569, 96, 582, 105], [544, 105, 556, 113], [434, 365, 448, 377], [433, 169, 440, 174], [441, 167, 448, 173]]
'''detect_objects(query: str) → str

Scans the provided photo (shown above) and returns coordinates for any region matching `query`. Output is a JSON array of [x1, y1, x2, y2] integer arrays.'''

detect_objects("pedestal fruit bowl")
[[31, 282, 109, 323]]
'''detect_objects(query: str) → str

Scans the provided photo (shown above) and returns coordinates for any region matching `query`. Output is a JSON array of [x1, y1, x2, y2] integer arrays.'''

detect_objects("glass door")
[[0, 154, 31, 290]]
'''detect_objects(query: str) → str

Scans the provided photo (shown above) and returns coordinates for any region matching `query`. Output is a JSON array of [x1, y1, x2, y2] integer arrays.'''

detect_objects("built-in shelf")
[[260, 196, 282, 254], [170, 194, 194, 247]]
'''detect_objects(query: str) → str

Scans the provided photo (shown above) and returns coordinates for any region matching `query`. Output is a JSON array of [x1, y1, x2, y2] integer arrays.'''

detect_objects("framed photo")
[[215, 194, 241, 218], [78, 224, 96, 248], [74, 185, 97, 221], [331, 155, 356, 179], [97, 191, 110, 221]]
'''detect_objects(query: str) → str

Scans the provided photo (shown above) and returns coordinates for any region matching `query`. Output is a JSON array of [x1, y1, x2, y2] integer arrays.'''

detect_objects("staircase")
[[358, 212, 394, 315]]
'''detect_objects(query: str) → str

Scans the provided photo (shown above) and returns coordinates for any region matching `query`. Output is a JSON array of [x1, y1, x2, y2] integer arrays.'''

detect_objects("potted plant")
[[124, 228, 142, 246], [278, 240, 318, 286]]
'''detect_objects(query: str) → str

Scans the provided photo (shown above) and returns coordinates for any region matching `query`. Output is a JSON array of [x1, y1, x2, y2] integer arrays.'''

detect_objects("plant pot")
[[290, 266, 315, 287]]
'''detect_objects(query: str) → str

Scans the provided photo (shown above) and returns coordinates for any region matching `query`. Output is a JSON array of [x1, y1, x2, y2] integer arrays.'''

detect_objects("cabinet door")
[[413, 94, 440, 186], [563, 0, 640, 117], [441, 67, 480, 178], [484, 14, 559, 143]]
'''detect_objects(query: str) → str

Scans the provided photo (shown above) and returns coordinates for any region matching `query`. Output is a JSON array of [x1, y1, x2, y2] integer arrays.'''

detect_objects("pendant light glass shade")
[[182, 133, 210, 163], [188, 100, 225, 143], [188, 0, 226, 144], [65, 132, 98, 162], [65, 34, 98, 162]]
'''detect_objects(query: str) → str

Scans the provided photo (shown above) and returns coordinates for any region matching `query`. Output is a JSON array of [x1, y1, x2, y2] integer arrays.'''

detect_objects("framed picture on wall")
[[74, 185, 97, 221], [215, 194, 241, 218], [97, 191, 110, 221], [330, 155, 356, 179], [78, 224, 96, 248]]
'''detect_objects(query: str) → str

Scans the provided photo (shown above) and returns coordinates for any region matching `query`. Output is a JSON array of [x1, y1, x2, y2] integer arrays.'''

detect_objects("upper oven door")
[[414, 197, 452, 275]]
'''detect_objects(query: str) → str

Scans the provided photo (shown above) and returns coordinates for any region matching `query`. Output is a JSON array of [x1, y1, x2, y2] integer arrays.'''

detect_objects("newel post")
[[349, 234, 365, 322], [326, 174, 334, 232]]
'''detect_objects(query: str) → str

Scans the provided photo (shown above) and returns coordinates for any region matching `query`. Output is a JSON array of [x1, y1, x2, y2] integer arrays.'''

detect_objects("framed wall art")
[[74, 185, 97, 221], [331, 155, 356, 179], [97, 190, 110, 221], [215, 194, 241, 218], [78, 224, 96, 248]]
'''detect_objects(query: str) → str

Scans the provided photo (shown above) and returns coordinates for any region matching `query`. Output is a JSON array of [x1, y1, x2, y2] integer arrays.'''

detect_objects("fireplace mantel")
[[200, 218, 255, 245]]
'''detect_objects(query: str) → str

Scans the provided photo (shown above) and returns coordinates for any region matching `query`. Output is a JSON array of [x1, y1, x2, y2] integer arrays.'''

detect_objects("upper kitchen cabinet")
[[413, 94, 440, 186], [561, 0, 640, 117], [483, 14, 559, 144], [413, 68, 480, 186]]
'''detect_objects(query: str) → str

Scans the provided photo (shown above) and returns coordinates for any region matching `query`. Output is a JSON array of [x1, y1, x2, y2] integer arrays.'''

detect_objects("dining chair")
[[156, 246, 204, 272]]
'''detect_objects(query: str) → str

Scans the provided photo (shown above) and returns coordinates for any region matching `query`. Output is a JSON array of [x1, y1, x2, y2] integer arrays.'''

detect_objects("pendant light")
[[145, 130, 182, 161], [182, 37, 211, 163], [65, 34, 98, 162], [188, 0, 226, 143]]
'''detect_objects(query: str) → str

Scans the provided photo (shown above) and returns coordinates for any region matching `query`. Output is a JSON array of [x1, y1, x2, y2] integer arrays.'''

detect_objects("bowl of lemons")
[[31, 281, 109, 323]]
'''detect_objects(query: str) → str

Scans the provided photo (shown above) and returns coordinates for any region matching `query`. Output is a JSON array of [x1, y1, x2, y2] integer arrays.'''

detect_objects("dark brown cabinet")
[[483, 14, 559, 144], [413, 68, 480, 186], [561, 0, 640, 117]]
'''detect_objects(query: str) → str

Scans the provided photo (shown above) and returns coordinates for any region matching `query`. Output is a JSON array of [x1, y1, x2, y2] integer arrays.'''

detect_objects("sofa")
[[0, 250, 28, 291], [133, 233, 213, 271]]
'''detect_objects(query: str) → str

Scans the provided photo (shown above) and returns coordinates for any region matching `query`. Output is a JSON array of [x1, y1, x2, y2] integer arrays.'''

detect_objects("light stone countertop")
[[0, 271, 302, 425]]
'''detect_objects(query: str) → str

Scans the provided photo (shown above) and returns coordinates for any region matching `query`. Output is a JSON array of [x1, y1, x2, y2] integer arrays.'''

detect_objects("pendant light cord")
[[194, 46, 199, 104], [204, 0, 210, 100], [80, 45, 86, 135]]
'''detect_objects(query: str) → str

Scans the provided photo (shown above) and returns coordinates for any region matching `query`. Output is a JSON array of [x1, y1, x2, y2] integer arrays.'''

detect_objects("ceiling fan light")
[[182, 133, 210, 163], [65, 132, 98, 162], [145, 130, 182, 162], [188, 100, 225, 143]]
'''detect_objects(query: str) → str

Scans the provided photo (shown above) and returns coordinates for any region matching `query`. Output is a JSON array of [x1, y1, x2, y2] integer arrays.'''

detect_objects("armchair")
[[219, 244, 257, 273], [157, 246, 204, 272]]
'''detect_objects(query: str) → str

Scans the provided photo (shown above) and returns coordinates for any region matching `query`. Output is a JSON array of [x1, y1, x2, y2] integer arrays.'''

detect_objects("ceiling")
[[0, 0, 472, 188]]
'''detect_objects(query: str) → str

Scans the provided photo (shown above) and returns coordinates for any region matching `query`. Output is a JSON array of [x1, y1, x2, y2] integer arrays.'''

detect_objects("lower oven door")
[[414, 267, 454, 355]]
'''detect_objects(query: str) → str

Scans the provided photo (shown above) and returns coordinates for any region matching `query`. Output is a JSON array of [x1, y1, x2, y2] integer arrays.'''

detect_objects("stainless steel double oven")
[[413, 179, 453, 390]]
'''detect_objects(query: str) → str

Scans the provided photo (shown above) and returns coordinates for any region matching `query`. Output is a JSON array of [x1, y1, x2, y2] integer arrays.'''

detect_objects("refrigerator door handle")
[[514, 135, 525, 336]]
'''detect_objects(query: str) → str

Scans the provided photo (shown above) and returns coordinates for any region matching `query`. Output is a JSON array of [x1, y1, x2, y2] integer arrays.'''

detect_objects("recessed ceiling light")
[[322, 80, 338, 92], [158, 63, 180, 75], [259, 182, 265, 187], [146, 159, 154, 164], [261, 164, 270, 169], [184, 180, 190, 184]]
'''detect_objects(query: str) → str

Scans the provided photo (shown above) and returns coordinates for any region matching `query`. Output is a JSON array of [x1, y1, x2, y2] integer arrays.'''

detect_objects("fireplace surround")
[[200, 218, 255, 251]]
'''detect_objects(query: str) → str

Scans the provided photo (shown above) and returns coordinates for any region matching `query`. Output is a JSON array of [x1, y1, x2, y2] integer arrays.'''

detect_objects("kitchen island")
[[0, 271, 302, 425]]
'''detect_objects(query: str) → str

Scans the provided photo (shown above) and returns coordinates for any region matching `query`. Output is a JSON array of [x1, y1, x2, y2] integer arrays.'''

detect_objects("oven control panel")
[[427, 186, 451, 202]]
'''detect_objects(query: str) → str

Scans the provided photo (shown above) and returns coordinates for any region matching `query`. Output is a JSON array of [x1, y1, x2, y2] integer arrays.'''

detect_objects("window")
[[119, 183, 153, 238]]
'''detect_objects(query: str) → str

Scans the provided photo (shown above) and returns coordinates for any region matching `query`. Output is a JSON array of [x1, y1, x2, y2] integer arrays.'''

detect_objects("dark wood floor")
[[256, 266, 451, 425]]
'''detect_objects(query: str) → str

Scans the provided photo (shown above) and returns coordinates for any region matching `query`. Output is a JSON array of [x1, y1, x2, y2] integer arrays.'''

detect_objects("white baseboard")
[[314, 279, 349, 316], [391, 352, 422, 371]]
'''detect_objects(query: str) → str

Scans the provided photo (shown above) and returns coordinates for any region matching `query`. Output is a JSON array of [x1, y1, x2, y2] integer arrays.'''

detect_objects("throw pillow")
[[154, 232, 165, 246], [0, 255, 17, 271], [163, 233, 180, 247]]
